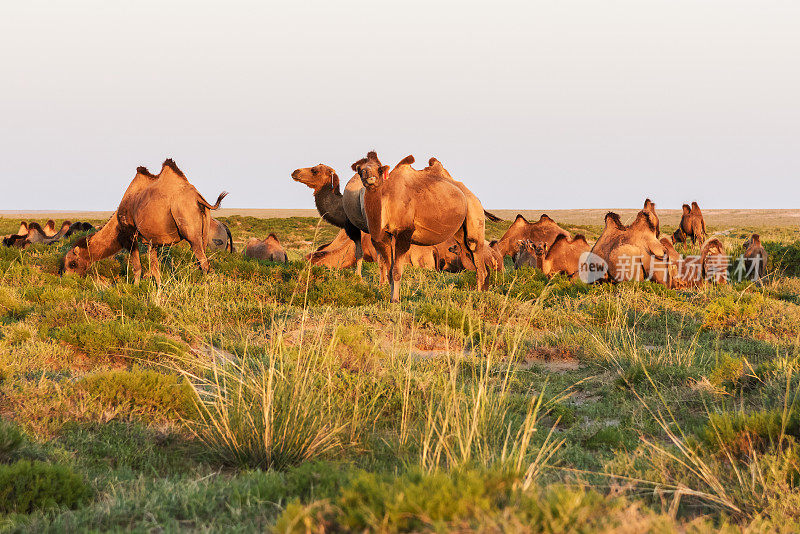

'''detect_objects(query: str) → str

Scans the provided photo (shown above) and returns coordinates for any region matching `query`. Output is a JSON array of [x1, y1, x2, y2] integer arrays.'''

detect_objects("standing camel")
[[356, 151, 489, 302], [62, 160, 227, 283]]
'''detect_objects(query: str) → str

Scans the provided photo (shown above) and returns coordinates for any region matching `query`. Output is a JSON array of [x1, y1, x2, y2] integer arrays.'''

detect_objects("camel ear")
[[351, 158, 367, 173]]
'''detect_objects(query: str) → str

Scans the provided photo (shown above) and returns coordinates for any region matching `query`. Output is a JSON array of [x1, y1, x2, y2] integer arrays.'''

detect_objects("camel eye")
[[69, 261, 77, 268], [311, 168, 318, 175]]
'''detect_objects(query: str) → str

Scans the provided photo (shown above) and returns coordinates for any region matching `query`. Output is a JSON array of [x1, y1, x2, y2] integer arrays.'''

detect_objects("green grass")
[[2, 214, 800, 531]]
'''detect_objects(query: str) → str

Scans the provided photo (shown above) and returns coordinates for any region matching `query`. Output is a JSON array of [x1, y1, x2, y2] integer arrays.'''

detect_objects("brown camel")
[[701, 238, 727, 284], [590, 211, 669, 284], [291, 163, 373, 279], [206, 218, 235, 253], [492, 214, 571, 258], [356, 152, 489, 302], [2, 222, 29, 247], [435, 238, 504, 273], [517, 235, 590, 277], [62, 160, 227, 283], [293, 158, 499, 283], [244, 234, 288, 262], [674, 202, 707, 244], [659, 237, 686, 288], [26, 220, 71, 246], [42, 220, 58, 237], [742, 234, 767, 283]]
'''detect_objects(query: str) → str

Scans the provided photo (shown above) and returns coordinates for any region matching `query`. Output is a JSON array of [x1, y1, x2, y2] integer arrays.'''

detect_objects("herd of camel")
[[3, 154, 768, 301]]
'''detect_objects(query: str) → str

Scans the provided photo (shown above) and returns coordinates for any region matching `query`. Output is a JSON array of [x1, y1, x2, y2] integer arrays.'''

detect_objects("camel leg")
[[129, 242, 142, 284], [371, 237, 391, 286], [456, 227, 489, 291], [147, 244, 162, 286], [389, 234, 412, 303], [344, 220, 363, 279], [189, 238, 212, 274]]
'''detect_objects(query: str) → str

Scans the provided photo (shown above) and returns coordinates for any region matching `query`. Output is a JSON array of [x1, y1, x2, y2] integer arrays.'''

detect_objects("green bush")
[[702, 407, 800, 456], [0, 460, 91, 514], [75, 368, 197, 419], [0, 421, 24, 463]]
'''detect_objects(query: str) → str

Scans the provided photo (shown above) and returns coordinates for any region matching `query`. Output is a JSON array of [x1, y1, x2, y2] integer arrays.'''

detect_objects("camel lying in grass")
[[309, 228, 436, 271], [244, 234, 288, 262], [492, 214, 571, 259], [515, 235, 590, 278], [207, 218, 234, 253], [62, 160, 227, 283]]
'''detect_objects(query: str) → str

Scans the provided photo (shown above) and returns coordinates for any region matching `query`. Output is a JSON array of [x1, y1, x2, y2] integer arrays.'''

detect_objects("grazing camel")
[[244, 234, 287, 262], [206, 218, 235, 253], [62, 160, 227, 283], [674, 202, 707, 244], [492, 214, 571, 259], [659, 237, 685, 288], [356, 152, 489, 302], [701, 238, 727, 284], [742, 234, 767, 283], [517, 235, 591, 277], [590, 211, 669, 285]]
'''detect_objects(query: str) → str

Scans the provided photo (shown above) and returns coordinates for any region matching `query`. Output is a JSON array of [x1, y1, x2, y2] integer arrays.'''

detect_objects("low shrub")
[[0, 460, 91, 514], [0, 420, 24, 463]]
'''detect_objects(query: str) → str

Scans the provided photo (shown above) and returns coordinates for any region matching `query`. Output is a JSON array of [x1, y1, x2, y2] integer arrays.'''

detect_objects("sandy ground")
[[1, 208, 798, 227]]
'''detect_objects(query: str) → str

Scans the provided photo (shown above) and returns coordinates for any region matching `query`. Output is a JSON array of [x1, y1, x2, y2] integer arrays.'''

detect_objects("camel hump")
[[397, 155, 415, 166], [750, 233, 761, 244], [552, 233, 569, 247], [136, 166, 156, 178], [513, 214, 529, 224], [572, 234, 588, 245], [266, 233, 280, 242], [604, 212, 624, 229], [539, 214, 554, 223], [682, 204, 691, 214], [162, 158, 187, 179], [428, 157, 441, 167], [483, 210, 502, 222], [691, 201, 700, 209]]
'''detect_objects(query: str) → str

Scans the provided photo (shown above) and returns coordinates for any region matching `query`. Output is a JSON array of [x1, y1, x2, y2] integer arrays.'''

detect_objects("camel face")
[[62, 241, 90, 276], [291, 164, 338, 192], [353, 152, 388, 190]]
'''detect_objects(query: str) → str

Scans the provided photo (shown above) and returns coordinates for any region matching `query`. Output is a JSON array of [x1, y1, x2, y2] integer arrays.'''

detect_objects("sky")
[[1, 0, 798, 210]]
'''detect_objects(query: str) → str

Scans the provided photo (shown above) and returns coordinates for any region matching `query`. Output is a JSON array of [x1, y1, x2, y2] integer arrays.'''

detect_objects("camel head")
[[353, 151, 389, 190], [61, 237, 92, 276], [532, 241, 547, 259], [291, 164, 338, 193]]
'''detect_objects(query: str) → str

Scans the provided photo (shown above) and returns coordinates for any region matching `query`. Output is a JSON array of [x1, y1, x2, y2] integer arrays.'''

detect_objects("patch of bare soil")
[[520, 346, 582, 372]]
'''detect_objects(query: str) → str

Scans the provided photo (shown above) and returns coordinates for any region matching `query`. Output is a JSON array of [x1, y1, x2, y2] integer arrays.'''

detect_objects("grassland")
[[2, 212, 800, 532]]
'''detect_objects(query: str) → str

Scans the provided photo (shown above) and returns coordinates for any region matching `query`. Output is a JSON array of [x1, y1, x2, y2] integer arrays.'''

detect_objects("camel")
[[643, 199, 660, 237], [492, 214, 571, 258], [435, 237, 504, 273], [701, 238, 727, 284], [62, 160, 227, 283], [26, 221, 71, 245], [244, 234, 288, 262], [206, 218, 234, 253], [674, 202, 707, 244], [292, 157, 499, 283], [659, 237, 686, 288], [517, 235, 591, 278], [590, 211, 669, 284], [356, 152, 489, 302], [64, 222, 96, 238], [2, 222, 29, 247], [42, 220, 58, 237], [742, 234, 767, 283]]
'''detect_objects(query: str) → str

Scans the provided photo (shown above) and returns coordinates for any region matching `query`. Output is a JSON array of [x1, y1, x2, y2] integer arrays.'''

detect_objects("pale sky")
[[1, 0, 798, 210]]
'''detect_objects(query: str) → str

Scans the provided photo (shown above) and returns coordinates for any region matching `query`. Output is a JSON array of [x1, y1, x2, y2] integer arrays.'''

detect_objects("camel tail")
[[484, 210, 502, 222], [224, 223, 235, 253], [198, 191, 229, 211]]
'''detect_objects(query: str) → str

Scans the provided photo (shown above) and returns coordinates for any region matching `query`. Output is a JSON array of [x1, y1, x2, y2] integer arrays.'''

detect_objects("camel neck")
[[86, 215, 125, 262], [313, 183, 348, 228]]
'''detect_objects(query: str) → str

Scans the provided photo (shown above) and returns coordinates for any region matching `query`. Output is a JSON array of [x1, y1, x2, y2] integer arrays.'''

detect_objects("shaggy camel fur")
[[701, 238, 727, 284], [516, 235, 590, 277], [357, 152, 489, 302], [590, 211, 669, 285], [674, 202, 707, 244], [742, 234, 767, 283], [244, 234, 287, 262], [437, 238, 504, 273], [62, 160, 226, 283], [206, 218, 234, 252], [492, 214, 570, 258]]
